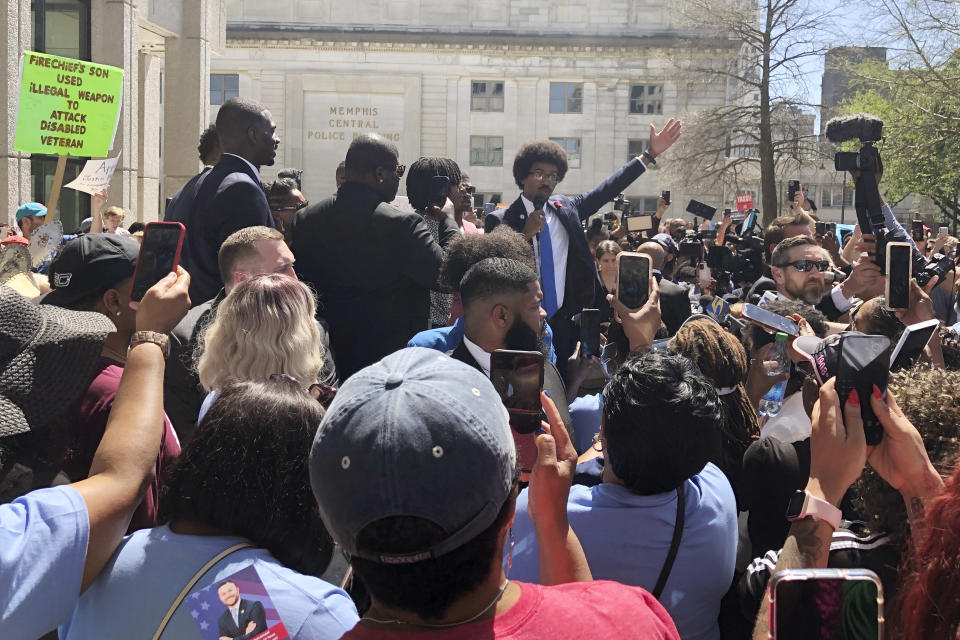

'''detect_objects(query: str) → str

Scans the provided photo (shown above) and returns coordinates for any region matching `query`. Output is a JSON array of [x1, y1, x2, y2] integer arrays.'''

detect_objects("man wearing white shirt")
[[485, 120, 682, 377]]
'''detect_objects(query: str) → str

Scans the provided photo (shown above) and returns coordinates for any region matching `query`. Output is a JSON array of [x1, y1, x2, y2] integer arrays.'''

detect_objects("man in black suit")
[[293, 134, 459, 379], [451, 257, 572, 432], [216, 580, 267, 640], [165, 98, 279, 303], [636, 240, 692, 335], [485, 119, 682, 377]]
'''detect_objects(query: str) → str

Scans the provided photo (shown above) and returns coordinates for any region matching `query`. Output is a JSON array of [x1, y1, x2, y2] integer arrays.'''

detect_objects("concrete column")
[[91, 0, 139, 214], [162, 0, 210, 200], [138, 50, 161, 222], [1, 0, 32, 224]]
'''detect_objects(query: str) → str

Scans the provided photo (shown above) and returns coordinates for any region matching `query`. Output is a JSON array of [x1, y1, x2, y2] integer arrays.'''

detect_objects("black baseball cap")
[[42, 234, 140, 308]]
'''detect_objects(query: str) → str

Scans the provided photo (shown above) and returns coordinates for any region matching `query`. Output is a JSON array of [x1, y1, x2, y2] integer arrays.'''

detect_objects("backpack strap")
[[652, 482, 686, 600]]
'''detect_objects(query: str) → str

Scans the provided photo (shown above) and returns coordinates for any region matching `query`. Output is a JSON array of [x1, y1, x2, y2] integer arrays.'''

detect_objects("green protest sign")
[[14, 51, 123, 158]]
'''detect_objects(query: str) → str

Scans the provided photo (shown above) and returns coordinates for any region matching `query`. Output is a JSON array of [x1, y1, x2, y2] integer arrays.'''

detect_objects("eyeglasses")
[[462, 185, 477, 195], [271, 201, 309, 212], [776, 260, 830, 273], [529, 170, 560, 183]]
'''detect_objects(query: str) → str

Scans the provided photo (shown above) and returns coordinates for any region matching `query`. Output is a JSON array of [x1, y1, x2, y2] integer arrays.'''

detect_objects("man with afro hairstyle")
[[486, 119, 681, 377]]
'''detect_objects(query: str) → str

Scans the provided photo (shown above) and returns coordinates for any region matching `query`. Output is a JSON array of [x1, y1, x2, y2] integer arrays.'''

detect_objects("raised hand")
[[647, 118, 682, 157]]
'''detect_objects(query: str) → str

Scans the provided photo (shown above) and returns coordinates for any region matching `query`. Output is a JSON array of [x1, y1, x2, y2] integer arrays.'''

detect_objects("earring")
[[116, 311, 122, 317]]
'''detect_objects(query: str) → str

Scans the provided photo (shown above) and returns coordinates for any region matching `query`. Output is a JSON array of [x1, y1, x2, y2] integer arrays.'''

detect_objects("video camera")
[[825, 113, 934, 284]]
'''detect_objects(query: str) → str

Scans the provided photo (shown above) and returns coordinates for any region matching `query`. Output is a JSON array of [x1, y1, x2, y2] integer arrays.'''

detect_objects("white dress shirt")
[[521, 194, 569, 310], [463, 336, 492, 377]]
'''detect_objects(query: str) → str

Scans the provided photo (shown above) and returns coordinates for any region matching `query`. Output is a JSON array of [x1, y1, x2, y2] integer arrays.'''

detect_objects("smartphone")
[[428, 175, 451, 208], [826, 222, 837, 235], [815, 221, 826, 236], [685, 199, 717, 220], [490, 350, 545, 473], [616, 252, 651, 310], [890, 319, 939, 372], [661, 190, 671, 205], [885, 242, 912, 311], [787, 179, 801, 203], [741, 303, 799, 337], [129, 221, 185, 303], [911, 220, 924, 242], [580, 309, 601, 358], [697, 263, 712, 282], [625, 215, 655, 233], [769, 568, 883, 640], [836, 334, 891, 445], [939, 226, 949, 237]]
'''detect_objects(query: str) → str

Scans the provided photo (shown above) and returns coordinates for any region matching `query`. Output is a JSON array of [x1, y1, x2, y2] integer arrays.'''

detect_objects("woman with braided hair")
[[668, 317, 760, 506]]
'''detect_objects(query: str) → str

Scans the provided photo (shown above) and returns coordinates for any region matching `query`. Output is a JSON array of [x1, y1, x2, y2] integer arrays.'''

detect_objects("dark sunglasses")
[[271, 201, 309, 212], [776, 259, 830, 273]]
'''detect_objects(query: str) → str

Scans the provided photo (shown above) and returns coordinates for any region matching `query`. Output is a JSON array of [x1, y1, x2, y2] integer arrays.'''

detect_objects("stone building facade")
[[216, 0, 736, 214]]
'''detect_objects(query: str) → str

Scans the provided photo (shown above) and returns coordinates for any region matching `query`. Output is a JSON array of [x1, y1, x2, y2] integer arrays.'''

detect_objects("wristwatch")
[[129, 330, 170, 358], [641, 150, 657, 166], [785, 490, 842, 530]]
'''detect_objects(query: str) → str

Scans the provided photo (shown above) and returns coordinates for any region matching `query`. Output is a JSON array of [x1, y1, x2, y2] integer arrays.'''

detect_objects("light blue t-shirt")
[[1, 485, 89, 640], [510, 463, 737, 640], [408, 316, 557, 364], [61, 524, 359, 640], [568, 393, 603, 455]]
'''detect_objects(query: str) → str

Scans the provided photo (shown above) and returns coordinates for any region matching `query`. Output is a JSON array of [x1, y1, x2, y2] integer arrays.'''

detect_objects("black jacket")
[[655, 273, 693, 336], [217, 598, 267, 639], [165, 155, 274, 304], [293, 183, 459, 379]]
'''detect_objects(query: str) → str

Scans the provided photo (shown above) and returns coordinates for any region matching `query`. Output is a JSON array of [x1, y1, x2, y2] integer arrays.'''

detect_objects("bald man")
[[292, 134, 460, 378], [636, 240, 692, 335], [165, 97, 280, 303]]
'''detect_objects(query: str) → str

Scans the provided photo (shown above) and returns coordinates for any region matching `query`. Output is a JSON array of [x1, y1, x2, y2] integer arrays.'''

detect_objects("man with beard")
[[452, 257, 572, 432], [770, 236, 882, 318]]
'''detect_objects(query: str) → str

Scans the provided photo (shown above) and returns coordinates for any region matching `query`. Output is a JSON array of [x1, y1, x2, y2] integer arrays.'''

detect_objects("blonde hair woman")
[[196, 274, 327, 419]]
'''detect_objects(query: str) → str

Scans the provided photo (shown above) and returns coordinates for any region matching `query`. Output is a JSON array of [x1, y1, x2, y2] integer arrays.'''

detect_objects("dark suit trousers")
[[548, 314, 577, 382]]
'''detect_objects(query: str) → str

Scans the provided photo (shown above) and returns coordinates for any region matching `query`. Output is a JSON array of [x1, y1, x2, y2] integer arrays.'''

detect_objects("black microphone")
[[533, 195, 547, 210]]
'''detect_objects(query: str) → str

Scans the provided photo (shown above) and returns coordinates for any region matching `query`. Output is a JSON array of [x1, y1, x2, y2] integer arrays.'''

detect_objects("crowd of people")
[[3, 94, 960, 640]]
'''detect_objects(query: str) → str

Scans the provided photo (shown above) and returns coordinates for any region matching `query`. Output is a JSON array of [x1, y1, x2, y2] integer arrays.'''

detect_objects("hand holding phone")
[[884, 242, 912, 311], [616, 252, 651, 310], [579, 309, 601, 358], [129, 222, 185, 305], [742, 303, 800, 336]]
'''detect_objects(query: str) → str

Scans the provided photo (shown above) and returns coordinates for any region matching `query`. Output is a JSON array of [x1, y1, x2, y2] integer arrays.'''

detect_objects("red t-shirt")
[[341, 580, 680, 640], [61, 357, 181, 532]]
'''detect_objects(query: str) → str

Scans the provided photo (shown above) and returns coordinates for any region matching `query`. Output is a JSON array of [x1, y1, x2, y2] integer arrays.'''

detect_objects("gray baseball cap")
[[309, 347, 516, 564]]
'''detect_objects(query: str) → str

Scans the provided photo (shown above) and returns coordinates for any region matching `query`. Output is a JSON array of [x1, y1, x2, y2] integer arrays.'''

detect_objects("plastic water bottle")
[[758, 332, 790, 417]]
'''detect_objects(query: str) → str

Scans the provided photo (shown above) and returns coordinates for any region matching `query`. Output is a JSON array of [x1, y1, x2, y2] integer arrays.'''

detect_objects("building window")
[[470, 136, 503, 166], [32, 0, 91, 60], [629, 84, 663, 115], [471, 81, 504, 112], [826, 185, 853, 208], [210, 74, 239, 105], [550, 137, 582, 169], [31, 156, 87, 233], [550, 82, 583, 114], [627, 138, 648, 162]]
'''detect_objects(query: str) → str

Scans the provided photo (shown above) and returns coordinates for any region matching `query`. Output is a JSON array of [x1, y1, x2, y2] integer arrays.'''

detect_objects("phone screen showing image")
[[774, 576, 881, 639], [490, 350, 545, 473], [617, 253, 650, 310], [129, 222, 184, 302]]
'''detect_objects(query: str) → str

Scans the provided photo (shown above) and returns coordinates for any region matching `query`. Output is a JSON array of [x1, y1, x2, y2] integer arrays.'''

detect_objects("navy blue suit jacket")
[[485, 157, 648, 320], [165, 154, 274, 304]]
